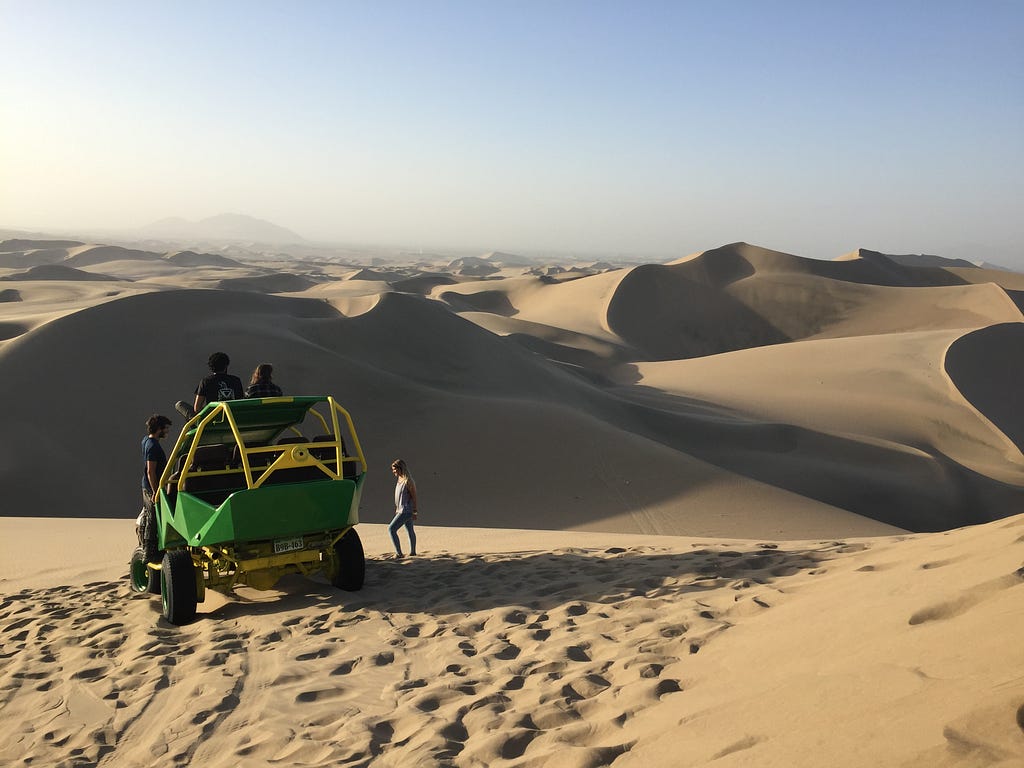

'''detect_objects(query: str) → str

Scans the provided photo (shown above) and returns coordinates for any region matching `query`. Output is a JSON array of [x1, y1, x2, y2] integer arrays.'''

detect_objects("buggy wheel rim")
[[130, 558, 150, 592]]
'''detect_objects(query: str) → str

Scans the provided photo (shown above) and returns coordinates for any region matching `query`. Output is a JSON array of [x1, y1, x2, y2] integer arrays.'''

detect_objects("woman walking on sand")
[[388, 459, 418, 558]]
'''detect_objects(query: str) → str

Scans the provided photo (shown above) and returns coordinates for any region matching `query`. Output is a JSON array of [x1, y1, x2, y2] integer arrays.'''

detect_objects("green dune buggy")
[[129, 395, 367, 625]]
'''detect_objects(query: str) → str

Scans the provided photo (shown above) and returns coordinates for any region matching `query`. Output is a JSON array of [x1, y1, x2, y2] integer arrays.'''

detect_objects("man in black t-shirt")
[[192, 351, 244, 413]]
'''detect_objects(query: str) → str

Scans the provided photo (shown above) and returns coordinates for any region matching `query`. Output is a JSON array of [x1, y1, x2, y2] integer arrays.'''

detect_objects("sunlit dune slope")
[[604, 243, 1023, 359]]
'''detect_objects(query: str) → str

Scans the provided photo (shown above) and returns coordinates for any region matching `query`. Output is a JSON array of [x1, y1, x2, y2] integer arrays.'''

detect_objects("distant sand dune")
[[391, 273, 457, 294], [439, 288, 518, 316], [63, 244, 163, 267], [164, 250, 246, 268], [0, 247, 74, 269], [606, 243, 1024, 360], [215, 272, 319, 293], [0, 264, 125, 282], [628, 328, 1024, 485]]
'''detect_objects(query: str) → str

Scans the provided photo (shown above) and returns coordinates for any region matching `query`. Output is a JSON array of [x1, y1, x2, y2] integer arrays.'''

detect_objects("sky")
[[3, 0, 1023, 262]]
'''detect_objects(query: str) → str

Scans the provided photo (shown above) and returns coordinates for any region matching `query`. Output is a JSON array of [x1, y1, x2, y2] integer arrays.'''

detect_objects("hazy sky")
[[4, 1, 1022, 261]]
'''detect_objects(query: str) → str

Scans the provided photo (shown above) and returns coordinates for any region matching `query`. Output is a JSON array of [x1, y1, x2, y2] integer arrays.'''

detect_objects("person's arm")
[[194, 394, 206, 411], [146, 460, 161, 500], [408, 481, 419, 519]]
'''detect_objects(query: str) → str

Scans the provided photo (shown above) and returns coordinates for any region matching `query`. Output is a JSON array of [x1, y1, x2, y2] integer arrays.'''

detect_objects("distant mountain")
[[139, 214, 304, 244], [481, 251, 535, 267]]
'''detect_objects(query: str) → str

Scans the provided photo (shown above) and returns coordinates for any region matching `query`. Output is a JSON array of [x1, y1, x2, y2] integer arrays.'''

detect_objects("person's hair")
[[208, 352, 230, 372], [250, 363, 274, 386], [146, 414, 172, 434], [391, 459, 413, 484]]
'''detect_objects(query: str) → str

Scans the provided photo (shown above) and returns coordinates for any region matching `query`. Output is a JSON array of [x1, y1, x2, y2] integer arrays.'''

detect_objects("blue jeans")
[[388, 510, 416, 555]]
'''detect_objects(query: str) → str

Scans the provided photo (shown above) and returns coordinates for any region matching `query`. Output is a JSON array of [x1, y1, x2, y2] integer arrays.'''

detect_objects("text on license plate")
[[274, 536, 303, 554]]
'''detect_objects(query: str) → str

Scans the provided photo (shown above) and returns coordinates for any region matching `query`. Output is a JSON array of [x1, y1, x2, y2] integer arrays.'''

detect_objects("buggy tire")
[[331, 528, 365, 591], [161, 549, 198, 625], [129, 546, 159, 595]]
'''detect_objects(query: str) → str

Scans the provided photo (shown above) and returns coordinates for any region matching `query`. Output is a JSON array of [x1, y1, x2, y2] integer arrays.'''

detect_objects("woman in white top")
[[388, 459, 418, 558]]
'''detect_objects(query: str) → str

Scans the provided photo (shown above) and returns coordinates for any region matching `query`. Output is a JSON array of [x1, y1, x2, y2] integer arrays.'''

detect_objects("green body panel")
[[159, 475, 364, 548]]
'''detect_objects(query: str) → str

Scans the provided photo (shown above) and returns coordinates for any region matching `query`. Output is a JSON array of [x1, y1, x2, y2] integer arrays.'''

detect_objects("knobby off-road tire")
[[161, 549, 198, 625], [331, 529, 365, 591], [129, 546, 159, 595]]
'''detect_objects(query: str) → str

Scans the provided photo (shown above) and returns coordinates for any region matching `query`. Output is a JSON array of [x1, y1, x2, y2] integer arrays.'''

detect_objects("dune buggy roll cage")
[[159, 396, 368, 495]]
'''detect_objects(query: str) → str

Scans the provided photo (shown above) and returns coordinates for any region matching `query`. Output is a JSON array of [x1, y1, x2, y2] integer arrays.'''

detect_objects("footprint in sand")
[[503, 675, 526, 690], [295, 647, 334, 661], [295, 687, 345, 704], [331, 658, 360, 675], [564, 673, 612, 700], [655, 678, 683, 697], [440, 720, 469, 746], [491, 641, 521, 661], [566, 644, 591, 662], [659, 624, 687, 638], [639, 663, 663, 678], [498, 730, 538, 759]]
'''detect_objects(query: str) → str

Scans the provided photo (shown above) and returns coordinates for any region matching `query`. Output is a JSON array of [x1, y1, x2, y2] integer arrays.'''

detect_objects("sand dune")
[[945, 322, 1024, 454], [627, 328, 1024, 483], [606, 244, 1024, 360], [164, 250, 246, 268], [215, 272, 320, 293], [1, 516, 1021, 767], [0, 264, 126, 282], [63, 244, 164, 267]]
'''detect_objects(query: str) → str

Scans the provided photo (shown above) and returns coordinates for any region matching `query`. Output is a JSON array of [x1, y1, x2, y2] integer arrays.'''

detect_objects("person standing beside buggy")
[[137, 414, 171, 559], [192, 351, 244, 413]]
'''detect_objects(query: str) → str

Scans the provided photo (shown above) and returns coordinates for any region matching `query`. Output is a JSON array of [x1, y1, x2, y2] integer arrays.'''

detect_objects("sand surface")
[[1, 517, 1022, 767], [1, 237, 1023, 765]]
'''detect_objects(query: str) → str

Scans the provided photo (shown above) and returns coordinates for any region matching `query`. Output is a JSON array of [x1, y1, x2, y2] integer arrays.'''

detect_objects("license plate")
[[274, 536, 303, 554]]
